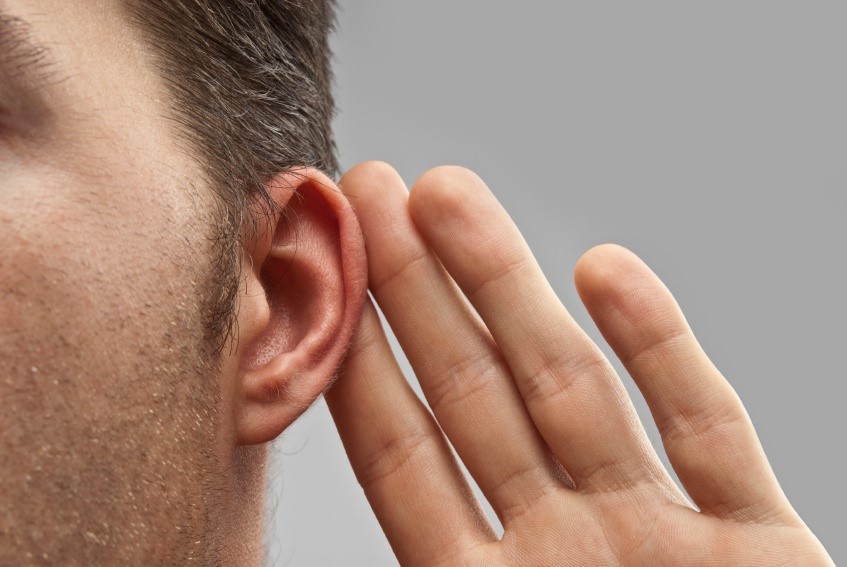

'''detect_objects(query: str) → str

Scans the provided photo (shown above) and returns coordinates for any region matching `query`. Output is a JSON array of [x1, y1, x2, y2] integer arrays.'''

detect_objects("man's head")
[[127, 0, 341, 349], [0, 1, 366, 564]]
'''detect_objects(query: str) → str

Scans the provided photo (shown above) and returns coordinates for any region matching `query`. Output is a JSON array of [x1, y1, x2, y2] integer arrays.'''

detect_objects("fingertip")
[[408, 165, 489, 227], [339, 160, 406, 201], [574, 243, 642, 301], [338, 161, 412, 244], [573, 244, 682, 343]]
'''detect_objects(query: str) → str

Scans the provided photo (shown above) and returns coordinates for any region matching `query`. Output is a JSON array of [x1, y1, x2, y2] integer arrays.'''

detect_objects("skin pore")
[[0, 1, 835, 566], [1, 0, 237, 562], [0, 1, 366, 564], [326, 163, 834, 566]]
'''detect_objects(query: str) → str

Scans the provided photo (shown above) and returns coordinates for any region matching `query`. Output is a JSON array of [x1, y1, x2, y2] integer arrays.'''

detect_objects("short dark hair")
[[124, 0, 339, 351]]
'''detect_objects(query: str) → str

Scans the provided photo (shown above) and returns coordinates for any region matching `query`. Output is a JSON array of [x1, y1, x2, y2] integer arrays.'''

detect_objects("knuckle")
[[574, 455, 647, 494], [466, 252, 528, 301], [426, 349, 502, 412], [487, 463, 555, 522], [371, 248, 429, 293], [344, 300, 385, 361], [627, 321, 689, 365], [345, 319, 382, 362], [521, 348, 609, 408], [659, 394, 747, 454], [356, 426, 436, 492]]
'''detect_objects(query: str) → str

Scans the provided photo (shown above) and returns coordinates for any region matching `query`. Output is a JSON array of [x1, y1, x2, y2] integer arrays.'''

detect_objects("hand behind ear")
[[326, 161, 833, 566], [232, 169, 366, 445]]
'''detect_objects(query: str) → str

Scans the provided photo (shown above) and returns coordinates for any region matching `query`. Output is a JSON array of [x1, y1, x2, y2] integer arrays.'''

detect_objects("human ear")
[[233, 168, 367, 445]]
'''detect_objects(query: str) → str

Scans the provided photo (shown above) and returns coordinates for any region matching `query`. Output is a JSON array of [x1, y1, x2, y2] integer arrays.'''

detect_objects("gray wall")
[[267, 2, 846, 565]]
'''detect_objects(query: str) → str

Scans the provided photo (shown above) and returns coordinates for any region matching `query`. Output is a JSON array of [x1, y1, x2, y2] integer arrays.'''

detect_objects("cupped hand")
[[325, 162, 833, 566]]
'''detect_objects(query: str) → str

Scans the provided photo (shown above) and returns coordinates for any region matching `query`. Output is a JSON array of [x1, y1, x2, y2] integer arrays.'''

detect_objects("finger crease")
[[521, 349, 609, 408], [371, 249, 430, 295], [357, 427, 438, 492]]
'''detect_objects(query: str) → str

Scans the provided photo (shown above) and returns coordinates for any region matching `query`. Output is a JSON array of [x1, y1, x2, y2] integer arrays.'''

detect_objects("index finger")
[[325, 299, 496, 564]]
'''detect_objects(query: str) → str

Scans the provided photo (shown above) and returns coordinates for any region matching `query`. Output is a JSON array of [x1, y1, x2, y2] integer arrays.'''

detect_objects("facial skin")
[[0, 2, 835, 566], [0, 1, 366, 565]]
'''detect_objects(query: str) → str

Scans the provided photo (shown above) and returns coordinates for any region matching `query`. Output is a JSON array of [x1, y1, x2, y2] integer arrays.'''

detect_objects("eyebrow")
[[0, 7, 62, 90]]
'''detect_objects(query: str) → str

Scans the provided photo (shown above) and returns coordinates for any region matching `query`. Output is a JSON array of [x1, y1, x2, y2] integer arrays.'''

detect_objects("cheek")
[[2, 193, 182, 452], [0, 172, 192, 373], [0, 196, 98, 391], [0, 162, 227, 554], [0, 134, 224, 411]]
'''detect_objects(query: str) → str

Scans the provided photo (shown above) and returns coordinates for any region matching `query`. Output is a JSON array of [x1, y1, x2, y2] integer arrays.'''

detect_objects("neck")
[[218, 444, 269, 566]]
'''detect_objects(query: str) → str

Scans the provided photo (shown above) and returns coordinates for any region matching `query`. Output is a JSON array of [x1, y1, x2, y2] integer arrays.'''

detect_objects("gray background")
[[266, 2, 846, 565]]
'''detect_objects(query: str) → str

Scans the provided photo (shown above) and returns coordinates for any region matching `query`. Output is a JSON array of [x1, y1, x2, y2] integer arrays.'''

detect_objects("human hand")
[[325, 162, 833, 566]]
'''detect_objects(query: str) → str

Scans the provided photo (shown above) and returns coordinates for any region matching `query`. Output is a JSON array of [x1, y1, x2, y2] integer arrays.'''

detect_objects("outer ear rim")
[[233, 168, 367, 446]]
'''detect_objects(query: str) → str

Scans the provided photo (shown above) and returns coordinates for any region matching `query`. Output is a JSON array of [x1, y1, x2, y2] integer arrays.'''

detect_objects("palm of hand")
[[458, 485, 824, 566]]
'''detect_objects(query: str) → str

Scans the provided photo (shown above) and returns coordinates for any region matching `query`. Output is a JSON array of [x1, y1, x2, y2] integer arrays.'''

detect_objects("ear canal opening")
[[241, 253, 307, 371], [240, 186, 340, 373]]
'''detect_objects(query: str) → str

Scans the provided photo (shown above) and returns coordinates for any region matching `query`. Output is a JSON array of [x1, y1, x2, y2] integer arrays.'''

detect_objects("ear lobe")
[[234, 169, 367, 445]]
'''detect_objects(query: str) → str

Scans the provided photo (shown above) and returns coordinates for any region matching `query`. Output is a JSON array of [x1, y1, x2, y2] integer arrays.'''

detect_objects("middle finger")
[[408, 166, 675, 496], [341, 161, 564, 522]]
